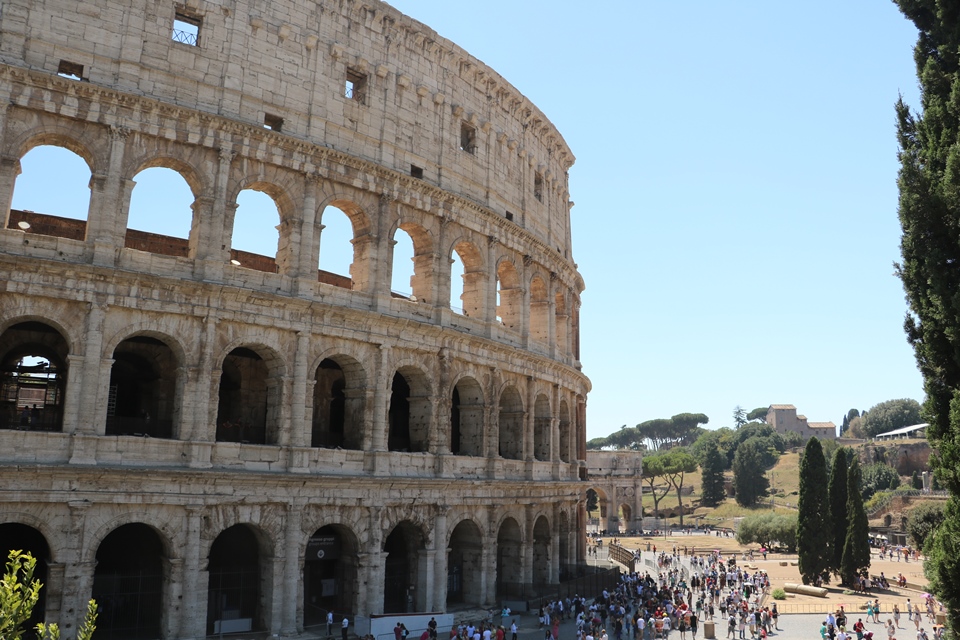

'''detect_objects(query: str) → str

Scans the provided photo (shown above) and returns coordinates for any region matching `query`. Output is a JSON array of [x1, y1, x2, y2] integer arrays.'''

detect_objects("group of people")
[[819, 594, 946, 640]]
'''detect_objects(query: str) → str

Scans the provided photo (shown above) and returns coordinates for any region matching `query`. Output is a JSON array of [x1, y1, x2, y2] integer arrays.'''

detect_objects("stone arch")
[[391, 217, 435, 303], [124, 157, 205, 258], [554, 290, 569, 354], [207, 523, 274, 635], [91, 522, 168, 640], [0, 320, 71, 432], [388, 364, 433, 453], [618, 503, 633, 531], [586, 486, 609, 530], [529, 275, 549, 344], [10, 129, 100, 173], [495, 516, 523, 598], [215, 342, 287, 445], [496, 258, 522, 330], [0, 522, 52, 632], [316, 192, 377, 291], [382, 520, 428, 613], [450, 374, 484, 456], [533, 393, 551, 462], [497, 385, 524, 460], [558, 399, 571, 463], [446, 518, 484, 607], [303, 523, 361, 627], [532, 515, 551, 588], [106, 331, 184, 439], [311, 352, 367, 450], [449, 237, 485, 318]]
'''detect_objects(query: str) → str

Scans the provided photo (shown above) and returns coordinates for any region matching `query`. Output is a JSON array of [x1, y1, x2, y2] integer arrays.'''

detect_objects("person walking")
[[328, 612, 334, 636], [342, 616, 350, 640]]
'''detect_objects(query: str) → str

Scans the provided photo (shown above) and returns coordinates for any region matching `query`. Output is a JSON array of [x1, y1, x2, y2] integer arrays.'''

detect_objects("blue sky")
[[10, 1, 926, 439]]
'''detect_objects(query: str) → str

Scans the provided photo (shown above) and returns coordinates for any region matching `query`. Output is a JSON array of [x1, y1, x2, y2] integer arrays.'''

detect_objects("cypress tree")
[[894, 2, 960, 629], [700, 441, 726, 507], [840, 458, 870, 586], [797, 437, 831, 584], [828, 447, 848, 576]]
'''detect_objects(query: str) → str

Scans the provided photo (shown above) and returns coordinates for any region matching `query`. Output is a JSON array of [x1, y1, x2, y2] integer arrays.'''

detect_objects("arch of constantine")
[[0, 0, 590, 637]]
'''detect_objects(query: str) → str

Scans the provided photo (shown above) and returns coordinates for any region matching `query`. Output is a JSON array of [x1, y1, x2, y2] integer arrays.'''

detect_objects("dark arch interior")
[[303, 525, 357, 628], [450, 386, 461, 454], [92, 523, 163, 640], [216, 348, 268, 444], [496, 519, 522, 598], [447, 520, 483, 607], [207, 525, 262, 635], [0, 523, 50, 635], [107, 336, 176, 438], [312, 359, 347, 448], [0, 321, 68, 432], [383, 524, 421, 614], [388, 373, 411, 452]]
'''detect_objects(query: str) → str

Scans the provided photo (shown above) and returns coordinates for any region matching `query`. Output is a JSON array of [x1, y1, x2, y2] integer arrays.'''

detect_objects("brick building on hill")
[[766, 404, 836, 440]]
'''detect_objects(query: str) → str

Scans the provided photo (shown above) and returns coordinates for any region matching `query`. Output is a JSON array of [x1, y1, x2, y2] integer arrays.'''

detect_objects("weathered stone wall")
[[0, 0, 589, 637]]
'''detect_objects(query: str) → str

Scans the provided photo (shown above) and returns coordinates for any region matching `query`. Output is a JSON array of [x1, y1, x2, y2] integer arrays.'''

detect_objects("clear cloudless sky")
[[384, 0, 926, 437], [9, 1, 927, 440]]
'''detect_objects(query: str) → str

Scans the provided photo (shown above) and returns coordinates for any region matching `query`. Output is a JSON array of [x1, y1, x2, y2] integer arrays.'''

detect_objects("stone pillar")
[[74, 302, 107, 438], [43, 562, 65, 631], [431, 506, 449, 610], [59, 501, 93, 636], [281, 505, 303, 635], [547, 274, 558, 357], [90, 354, 116, 434], [289, 331, 311, 451], [87, 125, 129, 266], [485, 236, 498, 332], [372, 194, 395, 311], [210, 148, 235, 261], [0, 153, 21, 228], [60, 354, 85, 434], [520, 256, 532, 346], [295, 174, 319, 294], [367, 345, 390, 474], [362, 508, 384, 615], [521, 505, 534, 589], [179, 505, 205, 640], [524, 376, 535, 465], [165, 557, 184, 638]]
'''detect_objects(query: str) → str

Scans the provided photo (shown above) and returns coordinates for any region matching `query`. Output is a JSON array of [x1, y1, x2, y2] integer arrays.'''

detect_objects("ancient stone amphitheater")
[[0, 0, 590, 637]]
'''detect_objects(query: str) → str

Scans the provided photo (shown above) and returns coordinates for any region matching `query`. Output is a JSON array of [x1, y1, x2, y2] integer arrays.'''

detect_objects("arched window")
[[451, 377, 484, 456], [532, 516, 551, 586], [496, 518, 522, 597], [534, 393, 551, 461], [208, 525, 265, 635], [388, 368, 430, 453], [107, 336, 179, 438], [451, 241, 484, 318], [0, 321, 69, 432], [496, 260, 521, 330], [125, 167, 194, 257], [383, 522, 426, 614], [447, 520, 483, 607], [530, 276, 549, 344], [217, 347, 282, 445], [231, 189, 280, 272], [391, 227, 415, 299], [92, 523, 164, 640], [498, 386, 523, 460], [303, 525, 359, 626], [9, 145, 91, 239], [318, 205, 354, 289], [312, 357, 363, 450]]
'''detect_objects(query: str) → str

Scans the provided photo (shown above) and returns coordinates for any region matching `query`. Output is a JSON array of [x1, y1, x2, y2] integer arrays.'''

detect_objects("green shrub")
[[772, 588, 786, 600]]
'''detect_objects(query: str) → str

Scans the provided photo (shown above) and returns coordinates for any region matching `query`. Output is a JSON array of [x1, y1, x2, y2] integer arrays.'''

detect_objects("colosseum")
[[0, 0, 590, 638]]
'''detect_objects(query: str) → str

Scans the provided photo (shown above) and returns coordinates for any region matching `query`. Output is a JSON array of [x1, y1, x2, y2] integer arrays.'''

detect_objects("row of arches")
[[2, 138, 580, 354], [1, 508, 574, 638], [0, 317, 583, 463]]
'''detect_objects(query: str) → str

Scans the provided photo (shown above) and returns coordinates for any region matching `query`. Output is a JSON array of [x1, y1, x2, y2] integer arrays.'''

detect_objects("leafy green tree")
[[586, 488, 599, 515], [893, 2, 960, 625], [797, 437, 832, 584], [842, 414, 849, 435], [859, 399, 923, 438], [746, 407, 769, 423], [737, 513, 798, 552], [828, 447, 849, 577], [1, 550, 97, 640], [700, 441, 726, 507], [733, 406, 747, 429], [589, 414, 708, 451], [860, 463, 902, 502], [661, 448, 699, 525], [642, 454, 672, 518], [846, 416, 866, 439], [847, 409, 860, 423], [732, 439, 769, 507], [840, 458, 870, 586], [691, 428, 735, 469], [906, 501, 946, 550]]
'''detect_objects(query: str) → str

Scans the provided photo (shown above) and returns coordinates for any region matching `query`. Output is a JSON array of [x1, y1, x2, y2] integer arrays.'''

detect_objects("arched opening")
[[125, 166, 194, 257], [497, 386, 524, 460], [217, 347, 280, 445], [318, 205, 355, 289], [558, 511, 572, 581], [0, 523, 50, 634], [0, 321, 68, 432], [383, 522, 425, 614], [8, 145, 91, 240], [231, 189, 280, 273], [585, 488, 609, 533], [447, 520, 483, 607], [388, 368, 430, 453], [390, 227, 415, 299], [496, 260, 522, 330], [619, 504, 633, 532], [303, 525, 359, 629], [532, 516, 551, 588], [558, 400, 571, 463], [530, 277, 549, 344], [451, 241, 484, 318], [451, 377, 483, 456], [92, 523, 164, 640], [533, 393, 551, 462], [207, 525, 265, 635], [495, 518, 522, 598], [312, 358, 363, 449], [107, 336, 178, 438], [555, 292, 569, 354]]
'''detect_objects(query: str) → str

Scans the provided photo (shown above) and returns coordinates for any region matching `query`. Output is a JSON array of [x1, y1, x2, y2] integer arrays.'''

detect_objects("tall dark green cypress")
[[894, 2, 960, 629], [840, 458, 870, 586], [828, 447, 848, 577], [700, 441, 726, 507], [797, 437, 831, 584]]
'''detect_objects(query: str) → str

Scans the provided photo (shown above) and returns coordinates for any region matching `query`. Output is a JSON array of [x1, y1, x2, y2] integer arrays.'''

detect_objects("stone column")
[[367, 345, 390, 474], [485, 236, 498, 332], [179, 505, 205, 640], [188, 315, 217, 467], [43, 562, 65, 632], [88, 125, 129, 266], [372, 194, 395, 311], [165, 557, 184, 638], [59, 501, 93, 636], [69, 302, 107, 464], [520, 255, 532, 346], [288, 332, 312, 470], [521, 505, 534, 590], [0, 153, 21, 228], [281, 504, 303, 635], [362, 508, 384, 615], [60, 354, 85, 434], [431, 506, 449, 609], [548, 274, 558, 357], [524, 376, 535, 478], [295, 174, 319, 295]]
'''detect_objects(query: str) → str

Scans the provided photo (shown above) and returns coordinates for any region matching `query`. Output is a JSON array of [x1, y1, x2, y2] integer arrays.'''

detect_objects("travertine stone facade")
[[584, 451, 643, 533], [0, 1, 589, 638]]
